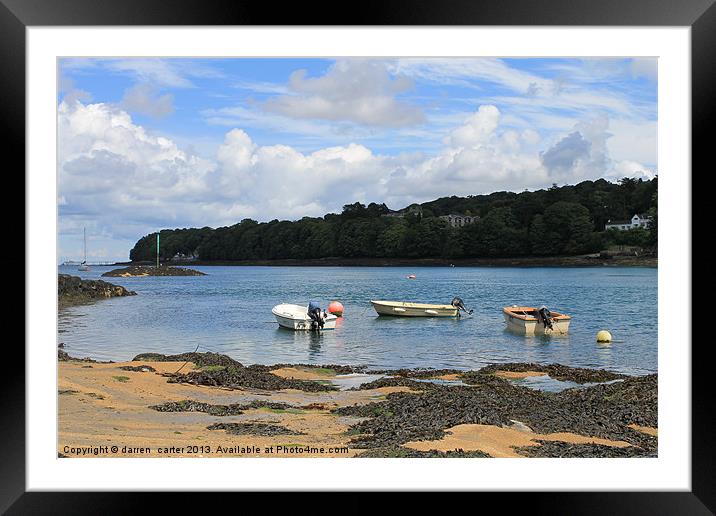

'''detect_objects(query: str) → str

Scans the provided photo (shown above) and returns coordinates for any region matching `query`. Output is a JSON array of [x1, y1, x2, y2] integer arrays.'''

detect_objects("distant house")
[[605, 214, 653, 231], [439, 214, 480, 228], [171, 251, 199, 261]]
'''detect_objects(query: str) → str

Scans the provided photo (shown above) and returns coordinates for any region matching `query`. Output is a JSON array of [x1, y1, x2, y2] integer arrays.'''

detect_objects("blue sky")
[[58, 57, 657, 262]]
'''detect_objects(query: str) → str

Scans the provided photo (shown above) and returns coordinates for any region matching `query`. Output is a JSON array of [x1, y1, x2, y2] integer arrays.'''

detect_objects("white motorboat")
[[272, 303, 338, 331], [370, 300, 460, 317]]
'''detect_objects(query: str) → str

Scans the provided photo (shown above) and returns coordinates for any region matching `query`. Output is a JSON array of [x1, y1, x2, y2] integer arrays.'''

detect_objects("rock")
[[102, 265, 206, 277], [58, 274, 136, 308]]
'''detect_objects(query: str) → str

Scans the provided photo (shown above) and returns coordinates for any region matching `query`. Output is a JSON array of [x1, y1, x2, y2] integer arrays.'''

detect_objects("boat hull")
[[371, 300, 459, 317], [503, 306, 571, 335], [272, 304, 337, 331]]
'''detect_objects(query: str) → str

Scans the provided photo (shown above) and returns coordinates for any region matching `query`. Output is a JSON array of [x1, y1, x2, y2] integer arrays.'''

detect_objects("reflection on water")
[[511, 375, 624, 393], [57, 265, 657, 374]]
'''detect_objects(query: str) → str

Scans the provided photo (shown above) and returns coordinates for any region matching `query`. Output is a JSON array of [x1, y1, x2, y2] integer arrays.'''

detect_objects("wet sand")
[[404, 423, 632, 458], [58, 361, 410, 458]]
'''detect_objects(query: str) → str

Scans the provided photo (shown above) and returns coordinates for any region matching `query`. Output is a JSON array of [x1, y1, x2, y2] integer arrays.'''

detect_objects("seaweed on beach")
[[472, 363, 627, 384], [511, 374, 658, 441], [514, 440, 655, 458], [118, 365, 156, 372], [207, 422, 304, 436], [150, 399, 294, 416], [260, 363, 367, 375], [335, 384, 521, 448], [133, 352, 336, 391], [334, 372, 657, 456], [353, 376, 440, 391], [169, 365, 337, 392], [132, 352, 241, 368], [366, 368, 464, 379], [58, 350, 112, 363], [355, 447, 491, 458]]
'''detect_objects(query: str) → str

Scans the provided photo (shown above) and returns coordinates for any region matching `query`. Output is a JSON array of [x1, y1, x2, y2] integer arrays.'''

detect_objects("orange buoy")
[[328, 301, 344, 317]]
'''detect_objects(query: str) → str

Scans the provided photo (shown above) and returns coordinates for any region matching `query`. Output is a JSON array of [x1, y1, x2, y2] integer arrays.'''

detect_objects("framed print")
[[4, 0, 708, 512]]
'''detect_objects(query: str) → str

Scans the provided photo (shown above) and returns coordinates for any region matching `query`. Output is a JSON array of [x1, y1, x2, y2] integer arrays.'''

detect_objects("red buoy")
[[328, 301, 344, 317]]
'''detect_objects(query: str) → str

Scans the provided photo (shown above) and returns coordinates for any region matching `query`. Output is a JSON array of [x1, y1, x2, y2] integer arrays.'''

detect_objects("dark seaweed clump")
[[354, 376, 441, 391], [132, 352, 240, 368], [257, 363, 366, 375], [118, 365, 156, 372], [335, 372, 657, 457], [366, 368, 463, 379], [150, 399, 294, 416], [472, 363, 626, 384], [58, 349, 111, 363], [133, 352, 336, 392], [207, 422, 303, 436], [356, 447, 491, 458], [514, 440, 654, 458]]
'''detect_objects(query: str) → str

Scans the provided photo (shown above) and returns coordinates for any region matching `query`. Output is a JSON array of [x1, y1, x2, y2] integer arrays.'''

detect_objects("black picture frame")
[[3, 0, 706, 512]]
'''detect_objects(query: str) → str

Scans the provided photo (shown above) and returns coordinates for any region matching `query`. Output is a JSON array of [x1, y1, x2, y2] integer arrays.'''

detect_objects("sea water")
[[58, 265, 657, 375]]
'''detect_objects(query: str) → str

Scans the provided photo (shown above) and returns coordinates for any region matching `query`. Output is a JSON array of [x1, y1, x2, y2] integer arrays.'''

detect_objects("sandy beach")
[[58, 352, 657, 458]]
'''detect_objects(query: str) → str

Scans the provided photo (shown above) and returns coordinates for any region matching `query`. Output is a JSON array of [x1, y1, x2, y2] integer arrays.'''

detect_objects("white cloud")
[[264, 59, 425, 127], [606, 118, 657, 167], [447, 105, 501, 147], [120, 83, 175, 118], [606, 160, 656, 181], [59, 100, 654, 260]]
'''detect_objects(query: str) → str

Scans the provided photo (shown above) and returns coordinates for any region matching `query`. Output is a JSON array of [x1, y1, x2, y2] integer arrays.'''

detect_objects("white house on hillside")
[[439, 214, 480, 228], [605, 214, 653, 231]]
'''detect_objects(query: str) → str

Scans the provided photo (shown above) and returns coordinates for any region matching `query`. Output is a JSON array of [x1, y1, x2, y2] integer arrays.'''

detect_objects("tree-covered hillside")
[[129, 177, 657, 262]]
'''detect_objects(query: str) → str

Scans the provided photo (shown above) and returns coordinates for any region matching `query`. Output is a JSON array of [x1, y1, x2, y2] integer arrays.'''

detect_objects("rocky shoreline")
[[58, 351, 657, 458], [58, 274, 136, 308], [125, 254, 656, 268], [102, 265, 206, 277]]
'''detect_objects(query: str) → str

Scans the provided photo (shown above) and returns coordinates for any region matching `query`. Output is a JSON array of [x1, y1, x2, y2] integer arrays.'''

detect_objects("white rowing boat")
[[503, 306, 571, 335], [370, 300, 460, 317], [272, 303, 338, 330]]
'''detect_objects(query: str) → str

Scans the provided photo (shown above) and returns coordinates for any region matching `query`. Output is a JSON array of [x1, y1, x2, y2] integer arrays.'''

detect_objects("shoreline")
[[114, 254, 657, 268], [59, 351, 657, 459]]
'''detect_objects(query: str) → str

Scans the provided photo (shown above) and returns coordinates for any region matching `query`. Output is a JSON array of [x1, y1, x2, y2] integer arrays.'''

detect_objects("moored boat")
[[371, 300, 459, 317], [272, 303, 338, 331], [503, 306, 571, 335], [78, 227, 91, 271]]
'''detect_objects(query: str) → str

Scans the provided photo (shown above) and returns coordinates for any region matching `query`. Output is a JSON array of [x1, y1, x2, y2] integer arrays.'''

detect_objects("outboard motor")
[[307, 301, 325, 330], [537, 305, 554, 330], [451, 297, 474, 316]]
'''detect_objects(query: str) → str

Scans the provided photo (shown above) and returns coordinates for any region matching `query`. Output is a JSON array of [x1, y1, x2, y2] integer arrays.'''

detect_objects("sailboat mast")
[[83, 227, 87, 263], [156, 232, 160, 268]]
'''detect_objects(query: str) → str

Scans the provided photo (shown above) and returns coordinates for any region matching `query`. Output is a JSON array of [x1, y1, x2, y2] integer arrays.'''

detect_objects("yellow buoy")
[[596, 330, 612, 343]]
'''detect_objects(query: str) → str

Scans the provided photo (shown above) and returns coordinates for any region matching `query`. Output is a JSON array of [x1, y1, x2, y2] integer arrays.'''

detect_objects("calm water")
[[58, 265, 657, 375]]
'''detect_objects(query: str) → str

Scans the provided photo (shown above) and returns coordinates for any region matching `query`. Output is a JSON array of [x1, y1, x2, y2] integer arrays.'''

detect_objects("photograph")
[[56, 55, 660, 460]]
